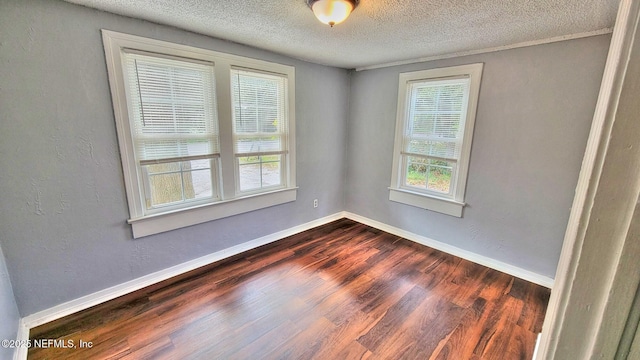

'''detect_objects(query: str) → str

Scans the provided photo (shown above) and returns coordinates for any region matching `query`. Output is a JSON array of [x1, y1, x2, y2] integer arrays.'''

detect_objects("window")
[[124, 52, 221, 213], [102, 31, 296, 238], [231, 69, 288, 193], [389, 64, 483, 217]]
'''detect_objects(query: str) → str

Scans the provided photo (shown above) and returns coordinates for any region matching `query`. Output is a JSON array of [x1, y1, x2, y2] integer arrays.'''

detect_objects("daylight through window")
[[389, 63, 483, 217], [102, 30, 296, 237]]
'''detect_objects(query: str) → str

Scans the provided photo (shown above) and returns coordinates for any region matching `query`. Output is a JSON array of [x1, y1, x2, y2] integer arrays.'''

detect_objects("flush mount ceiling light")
[[307, 0, 359, 27]]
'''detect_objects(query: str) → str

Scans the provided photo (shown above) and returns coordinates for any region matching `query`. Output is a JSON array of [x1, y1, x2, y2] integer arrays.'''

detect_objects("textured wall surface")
[[0, 0, 612, 317], [0, 246, 19, 360], [0, 0, 349, 316], [345, 35, 611, 278]]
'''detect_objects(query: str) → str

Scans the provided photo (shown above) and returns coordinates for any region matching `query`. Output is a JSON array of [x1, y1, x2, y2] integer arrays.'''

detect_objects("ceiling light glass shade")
[[308, 0, 358, 27]]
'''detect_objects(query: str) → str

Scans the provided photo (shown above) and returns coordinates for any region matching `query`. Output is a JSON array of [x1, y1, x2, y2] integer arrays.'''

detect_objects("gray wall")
[[0, 0, 612, 317], [0, 0, 349, 316], [0, 246, 19, 360], [346, 35, 610, 278]]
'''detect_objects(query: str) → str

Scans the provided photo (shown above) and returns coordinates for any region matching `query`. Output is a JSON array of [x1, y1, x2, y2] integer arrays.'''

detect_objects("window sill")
[[128, 188, 297, 238], [388, 188, 465, 217]]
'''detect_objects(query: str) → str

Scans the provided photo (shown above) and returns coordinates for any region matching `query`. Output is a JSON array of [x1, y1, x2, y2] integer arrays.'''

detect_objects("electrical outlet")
[[313, 199, 318, 208]]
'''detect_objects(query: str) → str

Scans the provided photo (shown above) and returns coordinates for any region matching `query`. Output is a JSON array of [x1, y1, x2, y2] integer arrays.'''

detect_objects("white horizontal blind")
[[124, 51, 219, 165], [403, 78, 470, 162], [231, 69, 288, 156]]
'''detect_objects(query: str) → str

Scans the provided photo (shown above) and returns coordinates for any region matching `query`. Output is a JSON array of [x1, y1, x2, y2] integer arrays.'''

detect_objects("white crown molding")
[[355, 28, 613, 71]]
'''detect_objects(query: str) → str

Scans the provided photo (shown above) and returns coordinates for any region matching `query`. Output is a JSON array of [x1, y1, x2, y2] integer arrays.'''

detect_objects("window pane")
[[404, 157, 453, 194], [149, 172, 183, 206], [434, 113, 461, 138], [184, 169, 212, 200], [411, 114, 435, 136], [238, 155, 282, 192], [407, 139, 456, 159], [232, 71, 283, 135], [406, 79, 469, 162], [145, 159, 214, 208], [125, 53, 220, 162], [426, 159, 453, 193], [259, 108, 278, 133], [239, 161, 261, 192], [262, 155, 281, 187], [146, 162, 180, 174], [231, 69, 287, 156], [234, 106, 258, 132], [235, 136, 283, 154], [189, 158, 211, 170], [405, 156, 427, 188]]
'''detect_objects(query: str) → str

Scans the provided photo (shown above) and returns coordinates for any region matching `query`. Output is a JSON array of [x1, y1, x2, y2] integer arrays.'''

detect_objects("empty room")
[[2, 0, 640, 359]]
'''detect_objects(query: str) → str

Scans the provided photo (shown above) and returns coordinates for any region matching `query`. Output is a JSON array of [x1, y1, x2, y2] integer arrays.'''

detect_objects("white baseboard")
[[16, 210, 553, 360], [342, 211, 555, 288], [20, 212, 344, 331]]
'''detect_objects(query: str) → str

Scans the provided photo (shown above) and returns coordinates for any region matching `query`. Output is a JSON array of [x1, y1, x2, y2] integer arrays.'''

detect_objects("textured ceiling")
[[64, 0, 620, 69]]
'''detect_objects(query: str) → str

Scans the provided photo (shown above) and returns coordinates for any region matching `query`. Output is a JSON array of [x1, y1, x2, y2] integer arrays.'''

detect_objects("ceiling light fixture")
[[307, 0, 359, 27]]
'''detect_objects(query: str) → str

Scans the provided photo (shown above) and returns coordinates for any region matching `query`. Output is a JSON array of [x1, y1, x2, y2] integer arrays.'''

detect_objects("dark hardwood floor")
[[28, 219, 550, 359]]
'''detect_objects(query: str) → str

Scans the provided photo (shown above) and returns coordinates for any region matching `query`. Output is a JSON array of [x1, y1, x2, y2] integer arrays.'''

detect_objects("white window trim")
[[102, 30, 296, 238], [389, 63, 483, 217]]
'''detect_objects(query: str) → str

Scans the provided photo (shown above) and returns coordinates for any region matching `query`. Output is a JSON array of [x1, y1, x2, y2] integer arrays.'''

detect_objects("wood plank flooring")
[[28, 219, 550, 359]]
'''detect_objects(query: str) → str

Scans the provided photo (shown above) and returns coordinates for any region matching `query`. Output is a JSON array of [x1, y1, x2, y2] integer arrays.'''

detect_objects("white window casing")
[[102, 30, 296, 238], [389, 63, 483, 217]]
